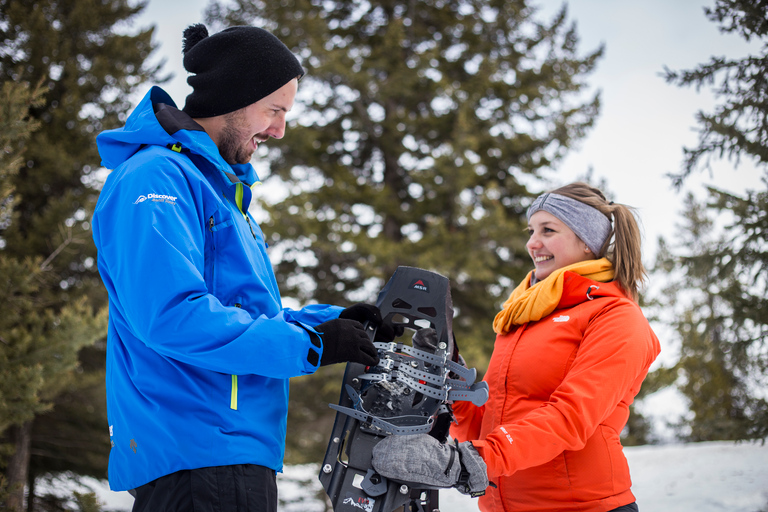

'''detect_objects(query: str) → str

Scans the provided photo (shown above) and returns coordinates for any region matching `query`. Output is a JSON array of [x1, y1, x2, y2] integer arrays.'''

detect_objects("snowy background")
[[53, 440, 767, 511]]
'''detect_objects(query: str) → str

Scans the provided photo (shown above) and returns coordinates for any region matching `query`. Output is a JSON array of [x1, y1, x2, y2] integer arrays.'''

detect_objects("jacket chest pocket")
[[204, 210, 235, 296], [204, 205, 272, 307]]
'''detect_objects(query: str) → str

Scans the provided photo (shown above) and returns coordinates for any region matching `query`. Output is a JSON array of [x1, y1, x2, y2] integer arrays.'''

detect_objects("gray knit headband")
[[526, 192, 612, 256]]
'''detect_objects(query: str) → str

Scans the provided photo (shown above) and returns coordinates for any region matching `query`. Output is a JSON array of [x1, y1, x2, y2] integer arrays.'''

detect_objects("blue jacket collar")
[[97, 86, 260, 186]]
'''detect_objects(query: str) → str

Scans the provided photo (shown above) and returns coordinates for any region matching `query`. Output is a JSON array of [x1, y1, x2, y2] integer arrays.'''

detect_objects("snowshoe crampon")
[[319, 266, 489, 512]]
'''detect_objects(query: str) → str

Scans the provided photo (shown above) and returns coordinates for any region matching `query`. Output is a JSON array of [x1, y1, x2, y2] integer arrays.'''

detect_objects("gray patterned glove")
[[371, 434, 488, 496]]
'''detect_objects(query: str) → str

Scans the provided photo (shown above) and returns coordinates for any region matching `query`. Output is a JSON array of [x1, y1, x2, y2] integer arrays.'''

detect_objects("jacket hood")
[[97, 86, 258, 185]]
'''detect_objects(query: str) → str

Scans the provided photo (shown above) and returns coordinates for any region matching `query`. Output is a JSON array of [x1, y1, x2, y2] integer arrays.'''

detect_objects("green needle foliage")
[[0, 0, 164, 509], [655, 0, 768, 443], [664, 0, 768, 186]]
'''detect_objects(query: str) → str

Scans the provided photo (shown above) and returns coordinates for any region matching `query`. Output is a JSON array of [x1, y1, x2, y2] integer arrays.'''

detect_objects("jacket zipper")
[[211, 214, 238, 410]]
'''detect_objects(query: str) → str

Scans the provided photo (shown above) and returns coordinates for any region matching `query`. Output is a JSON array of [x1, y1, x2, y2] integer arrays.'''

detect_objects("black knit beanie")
[[181, 24, 305, 118]]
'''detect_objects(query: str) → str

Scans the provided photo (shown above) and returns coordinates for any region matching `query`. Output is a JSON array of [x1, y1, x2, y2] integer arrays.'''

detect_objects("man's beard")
[[218, 111, 253, 165]]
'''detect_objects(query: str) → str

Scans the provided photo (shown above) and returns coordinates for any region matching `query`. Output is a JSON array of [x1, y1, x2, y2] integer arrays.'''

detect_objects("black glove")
[[339, 303, 404, 343], [371, 434, 488, 496], [316, 318, 379, 367]]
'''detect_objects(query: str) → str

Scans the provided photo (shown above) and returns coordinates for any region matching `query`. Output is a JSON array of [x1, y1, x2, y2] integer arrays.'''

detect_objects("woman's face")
[[526, 210, 595, 281]]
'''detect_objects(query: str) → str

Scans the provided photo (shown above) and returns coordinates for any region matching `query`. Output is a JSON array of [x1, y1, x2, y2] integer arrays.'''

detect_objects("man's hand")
[[316, 318, 379, 366], [371, 434, 488, 496], [339, 303, 404, 343]]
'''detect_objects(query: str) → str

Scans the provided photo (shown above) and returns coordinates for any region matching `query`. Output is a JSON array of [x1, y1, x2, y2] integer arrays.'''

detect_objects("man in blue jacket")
[[92, 24, 396, 512]]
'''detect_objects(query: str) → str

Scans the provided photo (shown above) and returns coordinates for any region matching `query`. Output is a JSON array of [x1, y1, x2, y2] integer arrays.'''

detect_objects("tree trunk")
[[27, 472, 36, 512], [6, 420, 32, 511]]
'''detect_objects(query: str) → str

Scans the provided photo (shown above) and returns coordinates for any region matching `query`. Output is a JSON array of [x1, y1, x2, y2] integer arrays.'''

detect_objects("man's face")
[[217, 78, 298, 164]]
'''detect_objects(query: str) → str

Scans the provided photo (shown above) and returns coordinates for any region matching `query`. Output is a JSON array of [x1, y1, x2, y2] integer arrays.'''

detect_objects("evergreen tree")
[[0, 78, 108, 512], [654, 190, 767, 442], [0, 0, 163, 508], [664, 0, 768, 186], [0, 80, 45, 442], [204, 0, 602, 462], [657, 0, 768, 442]]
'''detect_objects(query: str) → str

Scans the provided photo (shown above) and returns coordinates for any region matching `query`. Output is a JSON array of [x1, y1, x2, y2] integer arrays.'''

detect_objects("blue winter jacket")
[[92, 87, 341, 491]]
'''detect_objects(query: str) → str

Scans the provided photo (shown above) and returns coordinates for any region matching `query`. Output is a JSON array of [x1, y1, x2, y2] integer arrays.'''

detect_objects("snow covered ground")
[[441, 441, 768, 512], [66, 440, 767, 511]]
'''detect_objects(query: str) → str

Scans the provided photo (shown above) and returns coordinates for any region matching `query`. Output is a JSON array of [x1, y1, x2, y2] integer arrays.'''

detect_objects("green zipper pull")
[[230, 375, 238, 410], [234, 183, 257, 240]]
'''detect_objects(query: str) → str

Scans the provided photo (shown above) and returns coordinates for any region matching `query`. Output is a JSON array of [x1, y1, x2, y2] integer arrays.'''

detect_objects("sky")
[[128, 0, 763, 430], [541, 1, 765, 257]]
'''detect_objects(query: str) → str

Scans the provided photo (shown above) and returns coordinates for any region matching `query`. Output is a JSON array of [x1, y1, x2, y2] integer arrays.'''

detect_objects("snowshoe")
[[319, 266, 488, 512]]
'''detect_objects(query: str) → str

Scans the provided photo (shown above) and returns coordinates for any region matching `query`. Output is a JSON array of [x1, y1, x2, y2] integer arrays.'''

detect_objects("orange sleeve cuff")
[[470, 438, 511, 478]]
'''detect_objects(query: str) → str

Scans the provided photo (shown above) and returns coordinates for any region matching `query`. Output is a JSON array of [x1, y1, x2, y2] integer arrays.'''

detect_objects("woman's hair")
[[549, 182, 646, 301]]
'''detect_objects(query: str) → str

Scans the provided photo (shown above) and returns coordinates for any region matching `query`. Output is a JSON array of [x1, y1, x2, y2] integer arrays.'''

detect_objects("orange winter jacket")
[[452, 272, 660, 512]]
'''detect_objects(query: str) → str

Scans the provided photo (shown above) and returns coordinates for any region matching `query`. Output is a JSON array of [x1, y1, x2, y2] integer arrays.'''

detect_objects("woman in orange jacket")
[[373, 182, 661, 512]]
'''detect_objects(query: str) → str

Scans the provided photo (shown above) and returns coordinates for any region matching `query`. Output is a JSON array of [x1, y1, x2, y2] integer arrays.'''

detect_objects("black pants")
[[130, 464, 277, 512], [609, 503, 639, 512]]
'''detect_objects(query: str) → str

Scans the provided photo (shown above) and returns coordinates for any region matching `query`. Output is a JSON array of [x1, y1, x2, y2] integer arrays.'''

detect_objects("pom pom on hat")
[[181, 24, 305, 118], [182, 24, 209, 53]]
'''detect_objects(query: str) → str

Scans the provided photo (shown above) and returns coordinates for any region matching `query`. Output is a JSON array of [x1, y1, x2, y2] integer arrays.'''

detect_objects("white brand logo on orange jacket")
[[500, 426, 514, 444], [553, 315, 570, 322]]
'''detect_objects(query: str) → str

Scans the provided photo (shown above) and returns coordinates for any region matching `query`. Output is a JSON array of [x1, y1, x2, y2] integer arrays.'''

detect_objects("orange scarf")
[[493, 258, 615, 334]]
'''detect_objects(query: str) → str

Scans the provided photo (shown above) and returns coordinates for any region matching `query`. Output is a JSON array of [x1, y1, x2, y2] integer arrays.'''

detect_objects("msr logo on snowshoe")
[[342, 495, 374, 512], [409, 279, 429, 292]]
